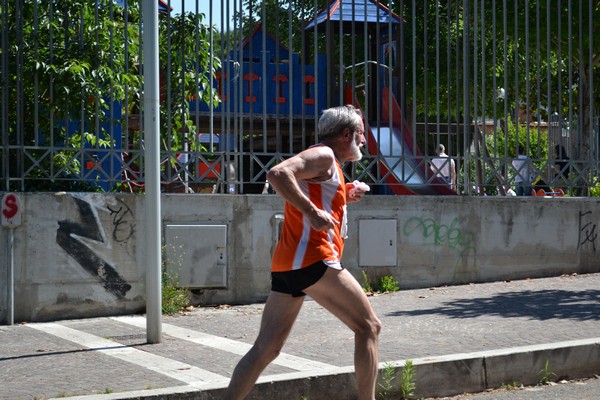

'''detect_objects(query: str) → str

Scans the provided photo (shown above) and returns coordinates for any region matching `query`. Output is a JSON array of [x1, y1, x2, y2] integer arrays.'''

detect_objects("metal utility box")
[[164, 224, 227, 288], [358, 219, 397, 267]]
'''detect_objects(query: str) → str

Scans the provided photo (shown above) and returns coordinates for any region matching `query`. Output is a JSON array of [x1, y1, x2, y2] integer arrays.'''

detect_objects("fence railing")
[[1, 0, 598, 196]]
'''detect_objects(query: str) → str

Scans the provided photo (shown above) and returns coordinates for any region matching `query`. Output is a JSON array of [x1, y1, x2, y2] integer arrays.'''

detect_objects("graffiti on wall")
[[107, 199, 136, 257], [56, 196, 133, 298], [577, 211, 597, 252], [403, 215, 475, 257]]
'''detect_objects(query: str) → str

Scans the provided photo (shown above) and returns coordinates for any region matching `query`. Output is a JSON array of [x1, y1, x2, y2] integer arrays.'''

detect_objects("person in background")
[[553, 144, 570, 194], [431, 143, 456, 190], [512, 145, 535, 196], [224, 105, 381, 400]]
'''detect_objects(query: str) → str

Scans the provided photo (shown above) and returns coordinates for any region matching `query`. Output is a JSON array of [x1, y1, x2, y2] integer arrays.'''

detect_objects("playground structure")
[[70, 0, 456, 195], [66, 0, 457, 195], [186, 0, 457, 195]]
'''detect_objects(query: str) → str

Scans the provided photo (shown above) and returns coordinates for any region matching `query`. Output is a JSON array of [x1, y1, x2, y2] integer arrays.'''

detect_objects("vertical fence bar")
[[462, 0, 471, 194], [524, 0, 530, 156], [1, 0, 7, 190], [16, 0, 24, 191], [473, 0, 479, 193], [590, 0, 596, 170], [288, 0, 294, 159], [534, 0, 541, 162]]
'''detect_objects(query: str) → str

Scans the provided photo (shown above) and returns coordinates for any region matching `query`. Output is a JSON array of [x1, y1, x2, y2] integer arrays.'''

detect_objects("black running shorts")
[[271, 261, 329, 297]]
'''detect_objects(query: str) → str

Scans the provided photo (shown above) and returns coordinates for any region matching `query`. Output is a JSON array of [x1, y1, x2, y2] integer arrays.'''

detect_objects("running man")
[[224, 105, 381, 400]]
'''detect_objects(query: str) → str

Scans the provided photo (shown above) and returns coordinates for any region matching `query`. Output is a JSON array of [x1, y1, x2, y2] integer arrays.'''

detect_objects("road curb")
[[53, 338, 600, 400]]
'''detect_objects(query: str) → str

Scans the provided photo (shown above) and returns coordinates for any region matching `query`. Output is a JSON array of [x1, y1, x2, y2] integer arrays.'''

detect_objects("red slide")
[[353, 87, 457, 195]]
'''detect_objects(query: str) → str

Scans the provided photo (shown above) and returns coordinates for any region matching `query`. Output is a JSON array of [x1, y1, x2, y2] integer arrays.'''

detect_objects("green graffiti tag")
[[403, 216, 475, 257]]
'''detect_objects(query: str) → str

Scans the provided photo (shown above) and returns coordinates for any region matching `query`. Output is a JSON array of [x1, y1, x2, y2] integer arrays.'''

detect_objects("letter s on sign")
[[1, 193, 22, 227]]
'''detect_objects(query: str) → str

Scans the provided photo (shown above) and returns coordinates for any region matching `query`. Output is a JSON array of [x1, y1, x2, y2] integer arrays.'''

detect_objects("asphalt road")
[[427, 375, 600, 400]]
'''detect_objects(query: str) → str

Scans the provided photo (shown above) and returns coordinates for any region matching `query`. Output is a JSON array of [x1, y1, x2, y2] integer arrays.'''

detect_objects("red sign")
[[1, 193, 22, 227]]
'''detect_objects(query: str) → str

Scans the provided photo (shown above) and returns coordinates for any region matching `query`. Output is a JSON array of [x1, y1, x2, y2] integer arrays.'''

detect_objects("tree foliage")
[[397, 0, 599, 155], [157, 10, 220, 155], [1, 0, 219, 191], [3, 1, 140, 139]]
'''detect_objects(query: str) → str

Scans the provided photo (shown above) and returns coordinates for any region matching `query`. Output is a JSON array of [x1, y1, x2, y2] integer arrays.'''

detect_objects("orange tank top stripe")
[[271, 157, 347, 272]]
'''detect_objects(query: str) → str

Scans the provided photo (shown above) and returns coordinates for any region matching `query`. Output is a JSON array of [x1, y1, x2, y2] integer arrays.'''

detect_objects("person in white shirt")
[[511, 145, 534, 196], [431, 144, 456, 189]]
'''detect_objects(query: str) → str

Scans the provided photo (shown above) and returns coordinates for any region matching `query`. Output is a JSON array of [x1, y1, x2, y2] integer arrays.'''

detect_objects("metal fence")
[[1, 0, 598, 196]]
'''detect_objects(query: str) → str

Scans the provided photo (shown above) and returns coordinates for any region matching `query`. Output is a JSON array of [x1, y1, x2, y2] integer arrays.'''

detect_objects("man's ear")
[[343, 127, 352, 141]]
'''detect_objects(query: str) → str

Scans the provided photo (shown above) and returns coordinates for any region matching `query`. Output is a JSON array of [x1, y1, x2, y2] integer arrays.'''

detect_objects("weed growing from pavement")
[[362, 271, 374, 293], [379, 275, 400, 293], [378, 362, 397, 399], [161, 243, 191, 315], [500, 380, 522, 390], [376, 360, 416, 399], [538, 359, 558, 385], [362, 271, 400, 294], [399, 360, 416, 399]]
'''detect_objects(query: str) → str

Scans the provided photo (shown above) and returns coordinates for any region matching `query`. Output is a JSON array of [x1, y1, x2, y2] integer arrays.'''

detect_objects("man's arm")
[[267, 146, 338, 232]]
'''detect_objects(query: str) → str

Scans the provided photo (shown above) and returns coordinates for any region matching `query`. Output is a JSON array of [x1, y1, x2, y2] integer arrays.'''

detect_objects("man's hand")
[[307, 207, 339, 231], [347, 181, 370, 203]]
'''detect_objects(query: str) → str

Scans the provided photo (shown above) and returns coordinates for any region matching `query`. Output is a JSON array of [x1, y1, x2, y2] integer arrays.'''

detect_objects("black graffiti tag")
[[577, 211, 597, 251], [56, 197, 131, 299], [107, 200, 135, 243]]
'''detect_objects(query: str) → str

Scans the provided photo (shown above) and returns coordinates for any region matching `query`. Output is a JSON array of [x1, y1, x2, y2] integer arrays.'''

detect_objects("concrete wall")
[[0, 192, 598, 323]]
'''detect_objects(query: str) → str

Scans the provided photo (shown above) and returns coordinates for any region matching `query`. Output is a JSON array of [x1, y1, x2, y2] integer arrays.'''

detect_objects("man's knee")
[[355, 316, 381, 338], [253, 339, 285, 363]]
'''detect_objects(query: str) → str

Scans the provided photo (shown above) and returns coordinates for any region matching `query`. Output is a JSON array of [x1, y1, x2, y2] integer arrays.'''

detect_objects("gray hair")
[[437, 143, 445, 153], [318, 105, 363, 142]]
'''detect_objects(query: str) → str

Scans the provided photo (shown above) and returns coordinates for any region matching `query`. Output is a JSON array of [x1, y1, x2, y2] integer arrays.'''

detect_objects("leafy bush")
[[378, 275, 400, 293]]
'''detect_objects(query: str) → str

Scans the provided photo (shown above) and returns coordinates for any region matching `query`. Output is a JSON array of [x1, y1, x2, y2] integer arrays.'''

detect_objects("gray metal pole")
[[7, 229, 14, 325], [143, 0, 162, 344]]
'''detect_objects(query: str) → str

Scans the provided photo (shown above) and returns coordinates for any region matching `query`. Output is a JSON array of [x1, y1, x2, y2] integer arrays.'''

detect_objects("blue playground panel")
[[56, 101, 123, 191], [190, 26, 327, 117], [194, 56, 326, 116]]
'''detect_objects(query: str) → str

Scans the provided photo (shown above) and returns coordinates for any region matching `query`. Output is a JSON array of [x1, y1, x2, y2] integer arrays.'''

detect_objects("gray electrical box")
[[358, 219, 397, 267], [164, 224, 227, 288]]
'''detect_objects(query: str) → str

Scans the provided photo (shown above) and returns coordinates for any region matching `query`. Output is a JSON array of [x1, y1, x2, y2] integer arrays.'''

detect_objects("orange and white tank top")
[[271, 156, 347, 272]]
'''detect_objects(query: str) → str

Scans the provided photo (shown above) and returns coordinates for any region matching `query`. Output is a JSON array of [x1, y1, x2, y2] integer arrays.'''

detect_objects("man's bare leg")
[[224, 291, 304, 400], [304, 268, 381, 400]]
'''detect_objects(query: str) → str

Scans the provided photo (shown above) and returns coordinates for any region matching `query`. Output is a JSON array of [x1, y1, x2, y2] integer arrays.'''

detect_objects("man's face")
[[349, 121, 366, 162]]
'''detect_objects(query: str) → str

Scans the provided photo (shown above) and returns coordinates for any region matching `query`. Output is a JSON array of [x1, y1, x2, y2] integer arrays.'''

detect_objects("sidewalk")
[[1, 273, 600, 400]]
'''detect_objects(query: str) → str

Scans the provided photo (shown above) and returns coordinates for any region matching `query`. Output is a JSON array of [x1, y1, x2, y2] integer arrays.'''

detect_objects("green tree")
[[396, 1, 599, 192], [238, 0, 322, 51], [1, 0, 220, 191], [156, 10, 220, 165], [2, 0, 142, 190]]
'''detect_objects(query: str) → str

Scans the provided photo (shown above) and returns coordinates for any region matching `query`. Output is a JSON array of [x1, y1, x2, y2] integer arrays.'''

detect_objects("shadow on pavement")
[[386, 289, 600, 321]]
